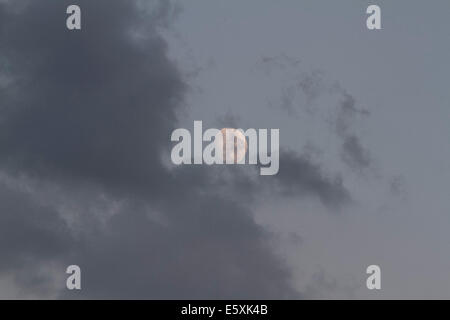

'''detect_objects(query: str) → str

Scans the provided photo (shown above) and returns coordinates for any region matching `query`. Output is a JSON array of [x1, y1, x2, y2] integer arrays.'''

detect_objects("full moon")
[[216, 128, 248, 163]]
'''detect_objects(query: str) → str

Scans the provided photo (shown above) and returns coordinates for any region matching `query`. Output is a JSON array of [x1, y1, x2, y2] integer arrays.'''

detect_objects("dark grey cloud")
[[0, 0, 184, 198], [335, 92, 370, 137], [273, 151, 351, 210], [333, 92, 372, 173], [0, 0, 361, 299], [0, 0, 303, 299], [256, 55, 373, 173], [0, 183, 69, 269], [341, 135, 371, 171], [60, 194, 298, 299], [0, 180, 72, 296]]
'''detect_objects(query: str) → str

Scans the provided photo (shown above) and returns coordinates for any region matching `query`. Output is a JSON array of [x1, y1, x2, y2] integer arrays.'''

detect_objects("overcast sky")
[[1, 0, 450, 299]]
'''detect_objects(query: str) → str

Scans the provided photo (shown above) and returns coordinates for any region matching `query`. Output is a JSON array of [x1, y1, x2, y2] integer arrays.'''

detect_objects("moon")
[[216, 128, 248, 164]]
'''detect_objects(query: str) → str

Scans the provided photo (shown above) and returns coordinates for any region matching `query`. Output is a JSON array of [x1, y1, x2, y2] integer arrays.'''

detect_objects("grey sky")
[[1, 0, 450, 299], [166, 0, 450, 298]]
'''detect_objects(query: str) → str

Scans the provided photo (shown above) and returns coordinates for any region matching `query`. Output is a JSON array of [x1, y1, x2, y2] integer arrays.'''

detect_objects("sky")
[[0, 0, 450, 299]]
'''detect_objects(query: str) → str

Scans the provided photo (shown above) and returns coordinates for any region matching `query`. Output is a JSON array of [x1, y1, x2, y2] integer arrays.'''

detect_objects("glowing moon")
[[216, 128, 248, 164]]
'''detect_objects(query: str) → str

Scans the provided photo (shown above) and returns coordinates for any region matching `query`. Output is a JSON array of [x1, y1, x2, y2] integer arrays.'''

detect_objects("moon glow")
[[216, 128, 248, 164]]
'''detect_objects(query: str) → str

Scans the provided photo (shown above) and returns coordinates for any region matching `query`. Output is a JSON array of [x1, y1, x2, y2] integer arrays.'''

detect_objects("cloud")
[[0, 0, 364, 299], [334, 92, 372, 172], [255, 54, 372, 173], [60, 194, 299, 299], [341, 135, 371, 171], [0, 0, 301, 298], [0, 0, 185, 196], [273, 151, 351, 210], [303, 268, 357, 299], [0, 180, 71, 298]]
